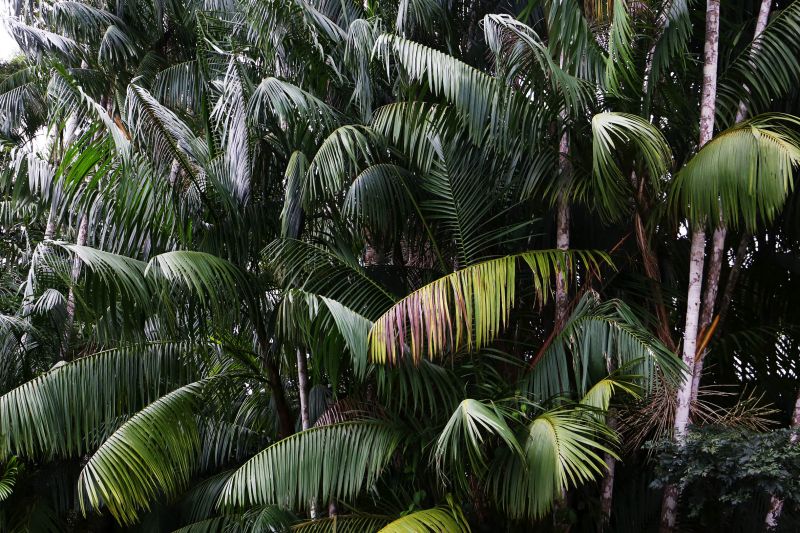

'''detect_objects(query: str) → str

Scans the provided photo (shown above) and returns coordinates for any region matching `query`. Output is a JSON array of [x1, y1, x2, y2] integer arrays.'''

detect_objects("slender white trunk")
[[692, 0, 773, 404], [692, 226, 724, 401], [555, 130, 571, 329], [60, 214, 88, 360], [661, 2, 721, 530], [44, 203, 58, 240], [764, 389, 800, 529], [735, 0, 773, 122], [297, 348, 311, 430]]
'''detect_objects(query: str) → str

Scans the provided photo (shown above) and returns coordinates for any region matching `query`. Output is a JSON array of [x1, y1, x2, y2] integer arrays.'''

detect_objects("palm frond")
[[341, 164, 414, 239], [489, 407, 616, 519], [249, 77, 341, 133], [2, 18, 79, 60], [0, 456, 20, 501], [374, 34, 550, 149], [369, 250, 610, 364], [544, 0, 608, 82], [78, 382, 204, 526], [220, 421, 402, 511], [435, 399, 522, 484], [292, 514, 389, 532], [717, 2, 800, 123], [522, 292, 683, 402], [0, 342, 195, 459], [266, 239, 397, 319], [125, 84, 208, 190], [47, 65, 130, 151], [146, 250, 250, 309], [304, 125, 384, 209], [669, 114, 800, 230], [482, 14, 591, 112], [589, 112, 672, 220], [378, 505, 470, 532]]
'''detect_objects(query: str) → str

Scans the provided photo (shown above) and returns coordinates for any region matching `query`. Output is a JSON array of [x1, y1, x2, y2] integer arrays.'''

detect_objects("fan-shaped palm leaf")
[[434, 399, 522, 483], [489, 407, 616, 519]]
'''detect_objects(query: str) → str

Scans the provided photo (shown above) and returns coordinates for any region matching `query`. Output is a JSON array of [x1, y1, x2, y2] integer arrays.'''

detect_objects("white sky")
[[1, 2, 21, 61]]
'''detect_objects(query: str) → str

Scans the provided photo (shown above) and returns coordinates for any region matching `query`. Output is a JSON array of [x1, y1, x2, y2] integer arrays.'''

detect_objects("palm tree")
[[1, 0, 800, 531]]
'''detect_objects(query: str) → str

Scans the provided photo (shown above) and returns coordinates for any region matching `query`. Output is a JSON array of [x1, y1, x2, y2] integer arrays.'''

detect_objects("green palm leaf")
[[378, 505, 470, 532], [78, 382, 204, 525], [0, 457, 19, 502], [374, 34, 549, 148], [589, 112, 672, 220], [220, 421, 402, 511], [489, 407, 616, 519], [669, 114, 800, 230], [435, 399, 522, 483], [369, 250, 610, 364], [292, 514, 390, 532], [717, 2, 800, 123], [266, 239, 398, 319], [249, 77, 342, 132], [522, 292, 683, 401], [125, 84, 209, 197], [305, 125, 384, 209], [0, 342, 195, 459]]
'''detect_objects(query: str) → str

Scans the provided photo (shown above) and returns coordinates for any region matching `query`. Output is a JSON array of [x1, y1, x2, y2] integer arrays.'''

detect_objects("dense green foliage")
[[652, 427, 800, 530], [0, 0, 799, 531]]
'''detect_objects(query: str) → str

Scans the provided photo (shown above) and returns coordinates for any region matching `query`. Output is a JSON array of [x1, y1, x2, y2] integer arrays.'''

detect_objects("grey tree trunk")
[[60, 214, 89, 361], [717, 233, 750, 327], [297, 348, 311, 431], [764, 389, 800, 529], [661, 1, 721, 531], [296, 347, 320, 519], [600, 415, 617, 529], [692, 0, 773, 404], [555, 130, 571, 330]]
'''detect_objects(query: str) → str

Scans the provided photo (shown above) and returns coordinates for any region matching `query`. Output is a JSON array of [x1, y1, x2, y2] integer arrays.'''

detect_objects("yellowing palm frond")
[[369, 250, 611, 364]]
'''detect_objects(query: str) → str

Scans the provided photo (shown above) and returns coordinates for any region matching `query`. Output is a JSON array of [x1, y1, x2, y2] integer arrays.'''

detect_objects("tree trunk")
[[764, 389, 800, 530], [632, 174, 675, 351], [296, 348, 311, 431], [265, 358, 294, 440], [717, 232, 750, 327], [600, 414, 617, 530], [692, 0, 772, 404], [60, 214, 88, 361], [660, 2, 721, 530], [555, 129, 571, 330], [600, 347, 620, 529], [296, 347, 321, 519]]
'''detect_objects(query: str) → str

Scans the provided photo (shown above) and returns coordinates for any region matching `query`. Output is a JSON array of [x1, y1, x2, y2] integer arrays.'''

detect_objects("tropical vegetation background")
[[1, 0, 799, 531]]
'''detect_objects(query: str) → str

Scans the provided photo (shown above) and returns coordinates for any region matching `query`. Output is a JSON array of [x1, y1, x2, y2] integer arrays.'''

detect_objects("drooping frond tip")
[[368, 250, 611, 365], [669, 114, 800, 231]]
